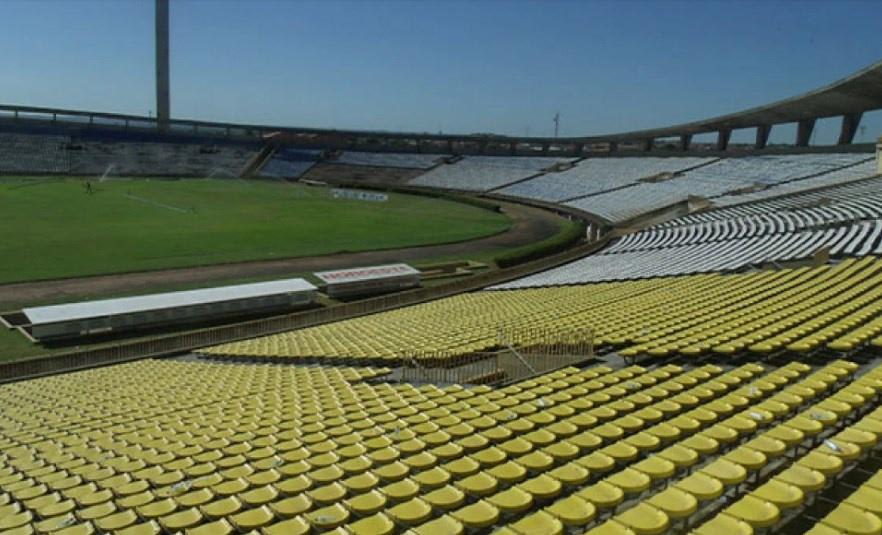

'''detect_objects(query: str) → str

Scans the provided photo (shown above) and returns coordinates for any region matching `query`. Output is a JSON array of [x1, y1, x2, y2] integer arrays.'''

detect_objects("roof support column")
[[608, 141, 618, 153], [541, 142, 550, 155], [509, 141, 517, 156], [716, 129, 731, 151], [838, 112, 863, 145], [155, 0, 170, 131], [572, 142, 585, 157], [796, 118, 816, 147], [755, 124, 771, 150], [679, 134, 691, 151], [642, 139, 653, 152]]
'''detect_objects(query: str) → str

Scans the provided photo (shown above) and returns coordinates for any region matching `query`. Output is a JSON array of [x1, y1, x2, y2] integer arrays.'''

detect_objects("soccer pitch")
[[0, 178, 512, 284]]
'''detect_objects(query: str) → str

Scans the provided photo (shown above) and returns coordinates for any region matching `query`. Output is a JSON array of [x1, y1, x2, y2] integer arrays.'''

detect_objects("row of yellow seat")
[[199, 256, 882, 362], [582, 360, 878, 534], [694, 381, 882, 535], [404, 360, 860, 535], [0, 359, 667, 534], [804, 466, 882, 534]]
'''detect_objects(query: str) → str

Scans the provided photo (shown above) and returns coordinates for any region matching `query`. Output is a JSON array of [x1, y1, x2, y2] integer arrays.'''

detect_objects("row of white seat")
[[562, 154, 873, 224], [259, 149, 322, 179], [708, 158, 877, 209], [491, 221, 882, 288], [0, 133, 72, 174], [495, 156, 715, 202], [67, 142, 254, 177], [334, 151, 445, 170], [667, 172, 882, 228], [409, 156, 575, 192], [607, 180, 882, 254], [0, 133, 257, 177]]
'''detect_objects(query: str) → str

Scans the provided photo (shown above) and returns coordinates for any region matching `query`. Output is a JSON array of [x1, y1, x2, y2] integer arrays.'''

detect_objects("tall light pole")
[[553, 112, 560, 138], [156, 0, 170, 130]]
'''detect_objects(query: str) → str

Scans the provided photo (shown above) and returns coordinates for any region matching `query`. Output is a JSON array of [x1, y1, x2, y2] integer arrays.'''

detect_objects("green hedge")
[[495, 219, 586, 268]]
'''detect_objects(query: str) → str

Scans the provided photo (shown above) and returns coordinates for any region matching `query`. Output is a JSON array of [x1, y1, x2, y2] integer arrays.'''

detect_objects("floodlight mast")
[[155, 0, 170, 131]]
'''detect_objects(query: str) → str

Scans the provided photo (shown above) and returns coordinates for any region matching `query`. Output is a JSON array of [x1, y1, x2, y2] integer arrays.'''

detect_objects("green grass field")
[[0, 178, 512, 284]]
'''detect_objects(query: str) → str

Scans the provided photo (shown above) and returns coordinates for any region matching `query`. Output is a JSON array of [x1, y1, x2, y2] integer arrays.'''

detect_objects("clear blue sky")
[[3, 0, 882, 144]]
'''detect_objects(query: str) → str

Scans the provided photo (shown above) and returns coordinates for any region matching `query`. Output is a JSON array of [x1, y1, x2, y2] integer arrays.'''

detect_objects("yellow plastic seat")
[[114, 521, 162, 535], [744, 436, 787, 458], [387, 497, 433, 525], [774, 465, 827, 492], [486, 486, 534, 514], [690, 513, 754, 535], [116, 491, 155, 509], [601, 442, 639, 463], [373, 461, 410, 482], [509, 511, 564, 535], [657, 445, 698, 468], [674, 472, 723, 501], [269, 494, 313, 518], [307, 482, 346, 505], [575, 452, 616, 474], [845, 487, 882, 517], [34, 514, 77, 534], [95, 509, 139, 531], [305, 503, 350, 530], [176, 488, 214, 508], [632, 457, 675, 481], [545, 494, 596, 526], [797, 451, 844, 477], [647, 487, 697, 519], [723, 447, 767, 472], [516, 451, 555, 472], [576, 481, 624, 510], [680, 434, 719, 455], [200, 496, 243, 520], [835, 429, 877, 451], [517, 474, 562, 500], [230, 504, 275, 530], [614, 502, 669, 535], [584, 519, 638, 534], [412, 467, 451, 490], [451, 500, 500, 528], [341, 472, 378, 494], [344, 489, 387, 515], [381, 478, 421, 502], [785, 416, 824, 436], [548, 462, 590, 486], [410, 515, 464, 535], [624, 431, 662, 452], [606, 469, 651, 495], [260, 516, 309, 535], [242, 484, 279, 506], [348, 513, 395, 535], [701, 459, 747, 486], [725, 495, 780, 528], [820, 503, 882, 535], [159, 507, 203, 531], [137, 498, 177, 519], [752, 480, 804, 509], [455, 472, 498, 497], [423, 485, 465, 511]]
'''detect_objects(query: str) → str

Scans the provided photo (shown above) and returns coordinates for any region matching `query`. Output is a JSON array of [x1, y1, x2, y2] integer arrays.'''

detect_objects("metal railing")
[[398, 326, 595, 386]]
